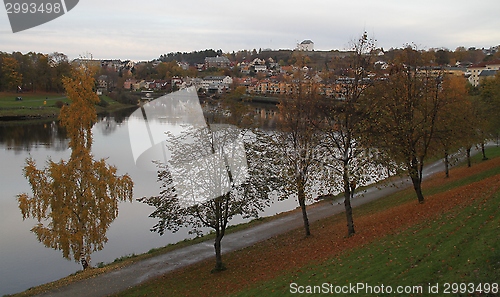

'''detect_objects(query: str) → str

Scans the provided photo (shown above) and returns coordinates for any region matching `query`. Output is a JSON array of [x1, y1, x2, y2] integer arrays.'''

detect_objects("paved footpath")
[[34, 157, 452, 297]]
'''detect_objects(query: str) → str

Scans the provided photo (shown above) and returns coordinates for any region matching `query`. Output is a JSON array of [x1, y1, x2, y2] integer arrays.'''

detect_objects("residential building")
[[123, 78, 137, 90], [184, 77, 204, 90], [101, 59, 122, 71], [297, 40, 314, 51], [467, 60, 500, 86], [254, 64, 268, 73], [478, 69, 498, 85], [97, 75, 108, 90], [205, 56, 231, 68], [201, 76, 233, 94]]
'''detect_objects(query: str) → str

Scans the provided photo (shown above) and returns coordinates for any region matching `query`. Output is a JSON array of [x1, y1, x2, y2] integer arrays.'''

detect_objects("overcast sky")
[[1, 0, 499, 61]]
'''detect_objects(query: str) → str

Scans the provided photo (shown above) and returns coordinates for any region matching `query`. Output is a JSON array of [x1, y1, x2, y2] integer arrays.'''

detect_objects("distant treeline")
[[0, 51, 73, 93], [158, 46, 499, 70], [159, 49, 223, 65]]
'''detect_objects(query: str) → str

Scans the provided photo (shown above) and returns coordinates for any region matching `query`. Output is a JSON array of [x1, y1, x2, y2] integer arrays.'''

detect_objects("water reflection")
[[0, 121, 68, 152], [128, 87, 207, 171], [16, 66, 134, 270]]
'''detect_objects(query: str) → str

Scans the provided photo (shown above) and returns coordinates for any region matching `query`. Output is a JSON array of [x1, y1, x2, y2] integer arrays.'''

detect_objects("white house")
[[467, 60, 500, 86], [201, 76, 233, 93], [297, 40, 314, 51]]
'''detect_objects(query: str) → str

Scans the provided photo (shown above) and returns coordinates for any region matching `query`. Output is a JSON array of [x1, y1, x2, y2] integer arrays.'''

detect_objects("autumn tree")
[[478, 72, 500, 146], [434, 75, 471, 176], [155, 61, 185, 80], [140, 124, 272, 272], [316, 32, 388, 236], [0, 52, 74, 92], [1, 56, 23, 91], [448, 75, 498, 167], [49, 52, 72, 92], [139, 89, 272, 271], [269, 77, 333, 237], [17, 63, 133, 270], [367, 46, 456, 203]]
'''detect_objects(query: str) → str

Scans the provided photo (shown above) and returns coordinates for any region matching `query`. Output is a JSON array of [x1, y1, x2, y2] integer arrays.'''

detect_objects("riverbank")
[[11, 146, 499, 297], [0, 92, 132, 121]]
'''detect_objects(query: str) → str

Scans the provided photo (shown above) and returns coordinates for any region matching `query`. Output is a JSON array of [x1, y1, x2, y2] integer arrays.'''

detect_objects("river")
[[0, 99, 296, 295]]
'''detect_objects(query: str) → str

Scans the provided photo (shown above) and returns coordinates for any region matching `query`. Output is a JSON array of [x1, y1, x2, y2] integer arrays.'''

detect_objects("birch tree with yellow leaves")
[[17, 63, 133, 270]]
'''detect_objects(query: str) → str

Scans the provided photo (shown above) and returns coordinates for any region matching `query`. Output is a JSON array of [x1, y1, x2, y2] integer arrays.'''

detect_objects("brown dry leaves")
[[137, 158, 500, 297]]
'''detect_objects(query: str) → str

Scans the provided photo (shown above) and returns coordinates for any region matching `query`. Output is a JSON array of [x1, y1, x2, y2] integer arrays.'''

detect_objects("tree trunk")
[[481, 142, 488, 160], [444, 150, 449, 178], [343, 167, 355, 236], [213, 234, 226, 272], [344, 191, 355, 237], [410, 173, 425, 203], [466, 147, 471, 167], [407, 155, 425, 203], [298, 185, 311, 237], [80, 253, 89, 270]]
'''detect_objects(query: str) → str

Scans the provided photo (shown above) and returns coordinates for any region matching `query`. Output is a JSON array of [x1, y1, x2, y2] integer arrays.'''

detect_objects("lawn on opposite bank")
[[0, 92, 129, 119], [115, 147, 500, 297]]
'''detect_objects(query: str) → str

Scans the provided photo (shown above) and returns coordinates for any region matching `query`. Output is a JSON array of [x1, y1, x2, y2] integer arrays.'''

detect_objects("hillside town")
[[2, 41, 499, 102], [79, 42, 500, 102]]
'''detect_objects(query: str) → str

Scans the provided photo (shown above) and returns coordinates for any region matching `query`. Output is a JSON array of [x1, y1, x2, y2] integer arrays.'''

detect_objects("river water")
[[0, 100, 296, 295]]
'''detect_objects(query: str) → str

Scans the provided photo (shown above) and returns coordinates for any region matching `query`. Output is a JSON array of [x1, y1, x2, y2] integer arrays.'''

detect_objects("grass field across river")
[[0, 92, 129, 119]]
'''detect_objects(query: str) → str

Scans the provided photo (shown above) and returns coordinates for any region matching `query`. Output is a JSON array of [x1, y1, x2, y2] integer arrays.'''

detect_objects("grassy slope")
[[235, 177, 500, 296], [115, 147, 500, 297]]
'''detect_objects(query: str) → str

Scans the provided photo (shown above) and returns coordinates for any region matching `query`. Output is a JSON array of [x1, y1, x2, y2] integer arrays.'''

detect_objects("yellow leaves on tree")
[[17, 63, 133, 269], [1, 56, 23, 91], [59, 64, 100, 151]]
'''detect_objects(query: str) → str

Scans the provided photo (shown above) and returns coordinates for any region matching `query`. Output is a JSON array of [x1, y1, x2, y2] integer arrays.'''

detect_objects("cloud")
[[1, 0, 499, 60]]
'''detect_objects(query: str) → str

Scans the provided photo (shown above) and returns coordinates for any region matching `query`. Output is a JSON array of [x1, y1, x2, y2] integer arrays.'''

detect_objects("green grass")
[[0, 92, 131, 119], [0, 92, 68, 107], [231, 190, 500, 297], [474, 146, 500, 161], [0, 92, 67, 118], [423, 146, 500, 197]]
